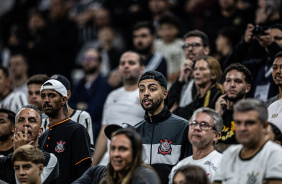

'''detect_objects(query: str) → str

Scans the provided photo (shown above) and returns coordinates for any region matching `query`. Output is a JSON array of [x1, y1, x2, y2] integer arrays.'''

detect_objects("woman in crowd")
[[173, 56, 223, 120], [100, 128, 160, 184], [173, 165, 210, 184]]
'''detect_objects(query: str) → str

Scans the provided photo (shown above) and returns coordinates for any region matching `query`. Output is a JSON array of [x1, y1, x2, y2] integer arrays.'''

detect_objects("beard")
[[226, 90, 246, 102], [84, 66, 98, 75], [0, 132, 13, 142], [134, 42, 153, 55], [141, 96, 163, 112]]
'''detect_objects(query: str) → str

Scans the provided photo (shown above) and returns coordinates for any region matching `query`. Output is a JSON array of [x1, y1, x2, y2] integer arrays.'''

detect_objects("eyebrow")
[[139, 83, 158, 87]]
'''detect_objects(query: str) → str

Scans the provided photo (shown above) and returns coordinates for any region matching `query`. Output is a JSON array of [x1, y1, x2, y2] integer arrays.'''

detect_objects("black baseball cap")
[[49, 74, 71, 91], [138, 70, 167, 90], [104, 123, 135, 140]]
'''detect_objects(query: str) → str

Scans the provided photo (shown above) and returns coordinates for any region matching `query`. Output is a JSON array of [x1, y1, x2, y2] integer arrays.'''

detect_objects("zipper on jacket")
[[150, 116, 154, 165]]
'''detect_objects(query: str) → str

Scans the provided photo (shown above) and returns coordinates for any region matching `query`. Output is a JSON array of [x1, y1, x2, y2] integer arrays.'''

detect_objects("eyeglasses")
[[182, 43, 202, 49], [189, 121, 215, 131], [83, 56, 97, 62]]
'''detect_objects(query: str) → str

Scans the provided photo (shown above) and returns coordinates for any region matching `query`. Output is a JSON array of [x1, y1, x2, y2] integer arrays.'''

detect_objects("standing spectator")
[[69, 48, 112, 143], [155, 15, 185, 88], [12, 145, 44, 184], [0, 109, 15, 156], [213, 99, 282, 184], [214, 63, 252, 152], [135, 70, 191, 184], [27, 74, 48, 119], [169, 107, 222, 183], [0, 66, 28, 113], [168, 30, 210, 112], [91, 51, 145, 166], [172, 56, 223, 120], [9, 52, 29, 95], [39, 79, 91, 184]]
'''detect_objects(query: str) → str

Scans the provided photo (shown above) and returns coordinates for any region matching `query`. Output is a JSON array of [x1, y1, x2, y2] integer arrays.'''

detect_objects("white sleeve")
[[79, 111, 94, 146], [101, 93, 112, 126], [11, 92, 28, 113], [266, 146, 282, 180]]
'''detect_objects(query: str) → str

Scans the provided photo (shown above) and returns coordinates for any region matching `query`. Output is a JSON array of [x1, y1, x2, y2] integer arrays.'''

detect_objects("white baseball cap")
[[40, 79, 67, 97]]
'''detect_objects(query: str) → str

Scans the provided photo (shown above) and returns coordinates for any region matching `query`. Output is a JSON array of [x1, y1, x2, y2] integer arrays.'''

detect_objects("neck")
[[221, 8, 236, 17], [0, 89, 11, 101], [48, 111, 67, 126], [148, 103, 164, 116], [192, 144, 214, 160], [67, 107, 73, 117], [86, 72, 99, 83], [0, 136, 13, 151], [199, 83, 212, 97], [279, 87, 282, 99], [123, 83, 138, 91], [241, 139, 266, 158], [14, 75, 28, 88]]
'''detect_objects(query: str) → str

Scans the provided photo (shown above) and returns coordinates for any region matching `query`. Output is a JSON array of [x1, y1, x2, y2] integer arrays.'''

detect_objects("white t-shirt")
[[214, 141, 282, 183], [0, 91, 28, 113], [268, 98, 282, 132], [100, 87, 145, 165], [169, 150, 222, 184]]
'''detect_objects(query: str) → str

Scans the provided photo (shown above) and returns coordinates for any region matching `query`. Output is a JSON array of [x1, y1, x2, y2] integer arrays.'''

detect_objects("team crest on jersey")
[[158, 139, 172, 155], [55, 140, 65, 153], [247, 172, 259, 184]]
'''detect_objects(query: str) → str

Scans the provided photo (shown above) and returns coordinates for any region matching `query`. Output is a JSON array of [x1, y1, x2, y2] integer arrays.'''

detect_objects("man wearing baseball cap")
[[39, 79, 91, 184], [135, 70, 192, 184]]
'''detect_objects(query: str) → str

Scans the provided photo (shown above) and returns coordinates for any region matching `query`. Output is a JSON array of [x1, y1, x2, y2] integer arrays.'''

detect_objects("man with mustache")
[[215, 63, 252, 152], [214, 99, 282, 184], [135, 70, 192, 184], [39, 79, 91, 184]]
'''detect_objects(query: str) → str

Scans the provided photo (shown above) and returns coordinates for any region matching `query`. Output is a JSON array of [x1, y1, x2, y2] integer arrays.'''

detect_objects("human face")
[[223, 70, 250, 102], [41, 89, 66, 118], [0, 112, 13, 141], [272, 57, 282, 87], [183, 36, 209, 62], [234, 110, 267, 148], [9, 55, 28, 78], [28, 84, 43, 111], [173, 172, 186, 184], [219, 0, 235, 10], [133, 28, 154, 55], [119, 52, 144, 84], [149, 0, 168, 14], [193, 59, 213, 88], [215, 35, 229, 53], [265, 124, 275, 142], [14, 161, 43, 184], [15, 108, 41, 143], [189, 113, 219, 149], [110, 134, 133, 177], [82, 49, 100, 74], [271, 28, 282, 47], [139, 79, 167, 116], [0, 69, 10, 96], [158, 23, 178, 43]]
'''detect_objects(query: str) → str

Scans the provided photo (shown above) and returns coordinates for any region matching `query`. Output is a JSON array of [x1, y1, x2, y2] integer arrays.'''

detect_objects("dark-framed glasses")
[[189, 121, 215, 131], [182, 43, 202, 49]]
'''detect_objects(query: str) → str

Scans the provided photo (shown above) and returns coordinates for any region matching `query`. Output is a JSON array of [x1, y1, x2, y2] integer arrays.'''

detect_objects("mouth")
[[43, 104, 52, 109], [142, 98, 152, 106], [275, 76, 282, 80], [112, 159, 123, 167], [19, 178, 28, 182]]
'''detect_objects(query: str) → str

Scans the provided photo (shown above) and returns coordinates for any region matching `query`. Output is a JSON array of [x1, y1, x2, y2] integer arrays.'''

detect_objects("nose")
[[19, 167, 25, 175], [230, 80, 235, 87]]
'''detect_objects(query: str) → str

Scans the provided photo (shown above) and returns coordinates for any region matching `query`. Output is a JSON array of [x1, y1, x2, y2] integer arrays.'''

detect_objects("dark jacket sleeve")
[[72, 165, 107, 184], [168, 79, 186, 109]]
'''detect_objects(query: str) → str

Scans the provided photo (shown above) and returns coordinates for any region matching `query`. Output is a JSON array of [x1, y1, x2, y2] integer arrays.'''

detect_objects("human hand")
[[12, 127, 34, 150], [255, 29, 274, 47], [178, 59, 194, 82], [244, 24, 254, 43], [215, 94, 227, 116]]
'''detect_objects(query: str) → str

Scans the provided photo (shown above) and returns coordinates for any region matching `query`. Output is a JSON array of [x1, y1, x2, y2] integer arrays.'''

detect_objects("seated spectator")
[[173, 56, 223, 120], [12, 145, 44, 184], [169, 107, 222, 183], [265, 122, 282, 145], [173, 165, 209, 184], [100, 127, 160, 184]]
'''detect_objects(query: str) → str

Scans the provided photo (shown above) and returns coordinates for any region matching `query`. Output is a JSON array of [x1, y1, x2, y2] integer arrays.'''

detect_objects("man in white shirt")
[[214, 99, 282, 184], [91, 51, 145, 166], [169, 107, 222, 183]]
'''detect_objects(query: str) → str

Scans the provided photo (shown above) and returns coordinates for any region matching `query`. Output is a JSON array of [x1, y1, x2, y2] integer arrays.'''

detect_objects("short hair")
[[234, 98, 268, 124], [27, 74, 48, 86], [196, 56, 222, 83], [0, 108, 16, 125], [9, 52, 28, 65], [191, 107, 223, 132], [158, 15, 180, 29], [0, 65, 10, 78], [275, 51, 282, 59], [173, 165, 209, 184], [217, 26, 241, 48], [269, 122, 282, 144], [12, 145, 45, 165], [270, 23, 282, 31], [120, 51, 144, 66], [224, 63, 253, 84], [183, 30, 209, 47], [16, 105, 42, 126], [133, 21, 155, 35]]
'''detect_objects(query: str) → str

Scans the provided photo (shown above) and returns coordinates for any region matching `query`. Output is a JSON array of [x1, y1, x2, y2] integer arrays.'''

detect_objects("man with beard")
[[0, 109, 15, 156], [39, 79, 91, 184], [69, 48, 111, 144], [135, 70, 192, 184], [91, 51, 145, 166], [214, 63, 252, 152], [132, 21, 167, 78]]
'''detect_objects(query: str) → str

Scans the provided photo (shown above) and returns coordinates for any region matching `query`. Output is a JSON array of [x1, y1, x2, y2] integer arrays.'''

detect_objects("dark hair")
[[173, 165, 209, 184], [269, 122, 282, 144], [270, 23, 282, 31], [275, 51, 282, 59], [0, 65, 10, 78], [183, 30, 209, 47], [9, 52, 28, 65], [103, 128, 145, 184], [158, 15, 180, 29], [12, 145, 45, 165], [120, 51, 144, 66], [0, 108, 16, 125], [27, 74, 48, 86], [234, 98, 267, 124], [217, 27, 241, 48], [224, 63, 253, 84], [17, 104, 42, 126], [133, 21, 155, 35]]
